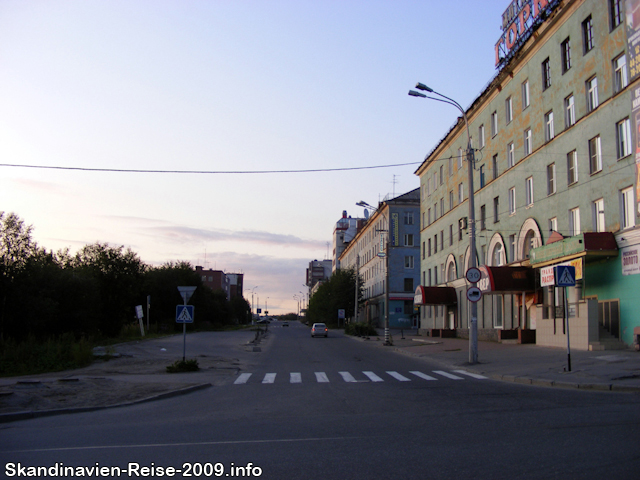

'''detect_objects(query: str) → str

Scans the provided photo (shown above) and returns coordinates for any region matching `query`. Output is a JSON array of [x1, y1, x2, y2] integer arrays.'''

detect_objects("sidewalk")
[[353, 328, 640, 392]]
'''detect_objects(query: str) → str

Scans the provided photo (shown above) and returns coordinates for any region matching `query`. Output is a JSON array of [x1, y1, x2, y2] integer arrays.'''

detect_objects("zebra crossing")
[[233, 369, 487, 385]]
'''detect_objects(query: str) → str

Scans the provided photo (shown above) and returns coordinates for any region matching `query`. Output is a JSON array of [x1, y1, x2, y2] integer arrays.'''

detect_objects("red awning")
[[414, 285, 457, 305], [478, 266, 536, 294]]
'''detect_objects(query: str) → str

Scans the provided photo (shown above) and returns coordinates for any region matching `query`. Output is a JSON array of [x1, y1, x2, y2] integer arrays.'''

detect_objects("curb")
[[0, 383, 211, 424]]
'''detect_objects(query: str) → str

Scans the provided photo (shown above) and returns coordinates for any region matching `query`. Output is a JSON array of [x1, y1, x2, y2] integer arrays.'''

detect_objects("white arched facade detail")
[[445, 254, 457, 282], [463, 246, 478, 273], [487, 233, 506, 266], [517, 218, 543, 261]]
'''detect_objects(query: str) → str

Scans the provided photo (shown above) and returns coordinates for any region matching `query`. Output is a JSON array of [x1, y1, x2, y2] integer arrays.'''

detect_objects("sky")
[[0, 0, 508, 314]]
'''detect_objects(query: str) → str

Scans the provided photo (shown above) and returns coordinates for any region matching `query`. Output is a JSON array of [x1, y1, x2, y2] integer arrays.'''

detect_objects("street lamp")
[[356, 200, 391, 346], [409, 82, 479, 364], [251, 286, 259, 323]]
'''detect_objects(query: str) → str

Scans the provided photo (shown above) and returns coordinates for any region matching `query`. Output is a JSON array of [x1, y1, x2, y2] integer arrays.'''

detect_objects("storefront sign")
[[391, 213, 399, 246], [540, 259, 583, 286], [622, 245, 640, 275]]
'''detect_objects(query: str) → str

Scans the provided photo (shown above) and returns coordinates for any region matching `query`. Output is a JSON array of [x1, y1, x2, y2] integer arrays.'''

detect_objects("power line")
[[0, 161, 422, 175]]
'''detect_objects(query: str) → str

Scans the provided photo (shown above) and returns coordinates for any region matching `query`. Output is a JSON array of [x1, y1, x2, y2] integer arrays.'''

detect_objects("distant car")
[[311, 323, 328, 337], [282, 321, 289, 327]]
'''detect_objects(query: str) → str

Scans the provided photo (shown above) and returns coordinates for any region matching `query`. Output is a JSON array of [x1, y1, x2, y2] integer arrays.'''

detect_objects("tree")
[[306, 268, 362, 326]]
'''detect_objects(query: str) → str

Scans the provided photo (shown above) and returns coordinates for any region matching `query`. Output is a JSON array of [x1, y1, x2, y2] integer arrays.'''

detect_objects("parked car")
[[311, 323, 328, 337]]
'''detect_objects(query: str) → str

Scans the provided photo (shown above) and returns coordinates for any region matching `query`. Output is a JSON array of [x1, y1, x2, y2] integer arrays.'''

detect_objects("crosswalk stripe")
[[315, 372, 329, 383], [290, 372, 302, 383], [386, 371, 411, 381], [262, 373, 277, 384], [339, 371, 357, 383], [410, 371, 437, 381], [453, 370, 487, 379], [433, 370, 464, 380], [363, 371, 384, 382], [234, 373, 252, 385]]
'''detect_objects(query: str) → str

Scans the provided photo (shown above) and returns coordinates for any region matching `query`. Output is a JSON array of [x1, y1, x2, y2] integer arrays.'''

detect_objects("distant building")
[[332, 211, 365, 272], [339, 188, 421, 328], [306, 259, 332, 290], [195, 266, 244, 301]]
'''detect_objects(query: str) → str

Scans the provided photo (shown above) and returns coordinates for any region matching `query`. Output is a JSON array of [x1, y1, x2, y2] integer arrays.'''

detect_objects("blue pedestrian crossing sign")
[[176, 305, 194, 323], [554, 265, 576, 287]]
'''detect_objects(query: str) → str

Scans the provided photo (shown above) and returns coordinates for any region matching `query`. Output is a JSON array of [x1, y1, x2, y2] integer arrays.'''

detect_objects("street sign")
[[466, 287, 482, 303], [177, 286, 197, 303], [338, 309, 345, 319], [176, 305, 194, 323], [466, 267, 482, 283], [555, 265, 576, 287]]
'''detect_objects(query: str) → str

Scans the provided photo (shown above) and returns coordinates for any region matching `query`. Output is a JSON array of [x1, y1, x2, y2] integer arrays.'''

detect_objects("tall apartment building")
[[415, 0, 640, 348], [332, 211, 364, 272], [340, 189, 421, 328]]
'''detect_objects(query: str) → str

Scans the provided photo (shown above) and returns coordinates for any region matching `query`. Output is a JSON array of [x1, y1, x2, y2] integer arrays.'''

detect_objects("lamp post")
[[251, 286, 258, 324], [356, 200, 391, 346], [409, 82, 478, 364]]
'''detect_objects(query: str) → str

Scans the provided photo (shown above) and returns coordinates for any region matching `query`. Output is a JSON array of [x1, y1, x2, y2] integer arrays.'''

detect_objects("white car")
[[311, 323, 328, 338]]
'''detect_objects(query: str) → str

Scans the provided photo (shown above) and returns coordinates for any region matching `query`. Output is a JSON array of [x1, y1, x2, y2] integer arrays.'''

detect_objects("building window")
[[440, 230, 444, 251], [427, 208, 431, 225], [479, 164, 485, 188], [505, 97, 513, 124], [449, 156, 453, 177], [404, 234, 414, 247], [583, 15, 594, 54], [480, 205, 486, 231], [439, 165, 444, 185], [547, 164, 556, 196], [616, 118, 632, 159], [458, 148, 464, 169], [509, 187, 516, 215], [522, 79, 530, 110], [458, 183, 464, 203], [433, 235, 438, 254], [404, 212, 414, 225], [404, 279, 414, 293], [449, 191, 454, 211], [593, 198, 605, 232], [565, 94, 575, 128], [524, 128, 532, 156], [569, 207, 581, 236], [428, 238, 431, 257], [449, 224, 453, 246], [404, 256, 414, 269], [542, 57, 551, 90], [478, 124, 485, 149], [422, 241, 425, 260], [526, 176, 534, 206], [507, 142, 515, 168], [439, 198, 444, 217], [491, 111, 498, 137], [561, 37, 571, 73], [544, 111, 554, 142], [567, 150, 578, 185], [589, 135, 602, 174], [622, 187, 636, 229], [586, 76, 598, 111], [492, 154, 498, 180], [613, 54, 628, 93], [493, 196, 499, 223], [610, 0, 622, 30], [508, 235, 516, 263], [549, 217, 558, 233]]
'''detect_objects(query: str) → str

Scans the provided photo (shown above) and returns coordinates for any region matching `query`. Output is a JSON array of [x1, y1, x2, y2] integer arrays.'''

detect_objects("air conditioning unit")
[[459, 217, 468, 230]]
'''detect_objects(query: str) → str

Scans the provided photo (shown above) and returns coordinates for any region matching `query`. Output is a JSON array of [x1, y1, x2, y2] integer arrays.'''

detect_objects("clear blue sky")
[[0, 0, 507, 314]]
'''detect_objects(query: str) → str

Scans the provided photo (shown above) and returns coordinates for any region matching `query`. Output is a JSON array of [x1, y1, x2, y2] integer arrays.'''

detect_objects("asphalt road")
[[2, 321, 640, 479]]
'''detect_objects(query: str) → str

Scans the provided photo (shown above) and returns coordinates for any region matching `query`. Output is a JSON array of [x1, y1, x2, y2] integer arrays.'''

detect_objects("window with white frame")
[[526, 176, 534, 206], [439, 165, 444, 185], [589, 135, 602, 174], [492, 154, 498, 180], [505, 97, 513, 124], [509, 187, 516, 215], [458, 183, 464, 203], [545, 111, 554, 141], [547, 164, 556, 195], [404, 234, 414, 247], [522, 79, 530, 109], [549, 217, 558, 233], [592, 198, 605, 232], [567, 150, 578, 185], [586, 76, 598, 111], [542, 57, 551, 90], [569, 207, 581, 236], [613, 54, 628, 93], [621, 187, 636, 229], [478, 124, 485, 149], [509, 234, 516, 262], [404, 211, 414, 225], [583, 15, 594, 54], [405, 256, 414, 269], [561, 37, 571, 73], [524, 128, 532, 155], [493, 196, 499, 223], [491, 111, 498, 137], [492, 243, 504, 266], [616, 117, 632, 159], [449, 190, 454, 211], [433, 171, 438, 190], [565, 94, 575, 128], [610, 0, 622, 29], [508, 142, 515, 168], [458, 148, 463, 169]]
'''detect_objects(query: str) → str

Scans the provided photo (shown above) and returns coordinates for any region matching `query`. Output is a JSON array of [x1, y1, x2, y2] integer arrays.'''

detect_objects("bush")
[[166, 359, 199, 373], [344, 322, 378, 337]]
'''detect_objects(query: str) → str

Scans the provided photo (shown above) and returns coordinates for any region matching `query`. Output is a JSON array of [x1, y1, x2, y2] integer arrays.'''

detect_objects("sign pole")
[[565, 286, 571, 372], [182, 295, 187, 362]]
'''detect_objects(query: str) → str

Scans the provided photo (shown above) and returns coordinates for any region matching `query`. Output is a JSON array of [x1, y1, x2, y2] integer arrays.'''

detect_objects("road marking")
[[453, 370, 487, 379], [433, 370, 464, 380], [262, 373, 277, 384], [386, 371, 411, 381], [339, 371, 357, 383], [410, 371, 437, 381], [290, 372, 302, 383], [234, 373, 252, 384], [363, 371, 384, 382], [315, 372, 330, 383]]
